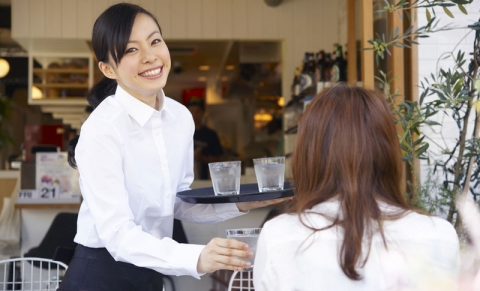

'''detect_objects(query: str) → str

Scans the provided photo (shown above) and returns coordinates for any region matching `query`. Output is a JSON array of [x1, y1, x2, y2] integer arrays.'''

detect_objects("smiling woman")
[[59, 3, 289, 291], [97, 13, 170, 108]]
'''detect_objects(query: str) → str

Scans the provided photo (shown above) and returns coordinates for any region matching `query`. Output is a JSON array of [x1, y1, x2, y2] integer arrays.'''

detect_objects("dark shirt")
[[193, 126, 223, 179]]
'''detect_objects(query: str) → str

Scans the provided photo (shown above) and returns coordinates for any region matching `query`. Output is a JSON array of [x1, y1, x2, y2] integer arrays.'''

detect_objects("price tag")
[[18, 189, 39, 200]]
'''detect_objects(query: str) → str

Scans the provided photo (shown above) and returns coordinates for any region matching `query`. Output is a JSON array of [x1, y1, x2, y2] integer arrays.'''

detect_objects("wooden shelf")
[[29, 98, 88, 106], [33, 83, 89, 89], [33, 68, 89, 74], [15, 203, 80, 209]]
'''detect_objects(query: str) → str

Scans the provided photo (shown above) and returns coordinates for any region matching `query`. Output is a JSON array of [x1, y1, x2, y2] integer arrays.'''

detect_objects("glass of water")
[[208, 161, 241, 195], [226, 228, 262, 271], [253, 156, 285, 192]]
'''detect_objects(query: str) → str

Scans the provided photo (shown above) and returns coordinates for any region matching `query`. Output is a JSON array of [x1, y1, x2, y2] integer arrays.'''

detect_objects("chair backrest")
[[24, 212, 78, 266], [0, 257, 68, 291], [227, 270, 255, 291]]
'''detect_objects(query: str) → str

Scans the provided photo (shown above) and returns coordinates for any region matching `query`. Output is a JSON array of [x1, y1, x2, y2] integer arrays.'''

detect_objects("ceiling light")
[[225, 65, 235, 71], [197, 76, 207, 82], [254, 112, 273, 122], [32, 86, 43, 99], [199, 65, 210, 71], [277, 97, 284, 107], [0, 58, 10, 78]]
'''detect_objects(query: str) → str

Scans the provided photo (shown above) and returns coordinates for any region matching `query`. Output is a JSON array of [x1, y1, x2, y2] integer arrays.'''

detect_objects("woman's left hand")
[[236, 197, 293, 212]]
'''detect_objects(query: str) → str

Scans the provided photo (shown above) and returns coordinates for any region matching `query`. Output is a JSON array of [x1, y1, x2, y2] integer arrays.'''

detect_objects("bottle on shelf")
[[315, 50, 326, 83], [332, 43, 347, 82], [299, 53, 316, 99], [323, 53, 333, 82]]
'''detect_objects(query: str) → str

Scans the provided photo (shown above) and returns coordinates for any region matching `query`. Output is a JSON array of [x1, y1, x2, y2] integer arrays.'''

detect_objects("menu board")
[[18, 152, 81, 204]]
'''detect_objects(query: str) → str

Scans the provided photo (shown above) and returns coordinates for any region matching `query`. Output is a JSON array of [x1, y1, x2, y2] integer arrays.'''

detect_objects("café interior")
[[0, 0, 478, 290]]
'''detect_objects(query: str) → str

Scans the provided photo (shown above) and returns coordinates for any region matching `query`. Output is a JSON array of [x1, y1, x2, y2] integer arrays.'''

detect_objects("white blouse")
[[254, 199, 460, 291], [74, 85, 243, 278]]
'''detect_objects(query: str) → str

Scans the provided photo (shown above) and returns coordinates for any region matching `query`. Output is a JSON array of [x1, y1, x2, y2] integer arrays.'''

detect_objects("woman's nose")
[[142, 49, 157, 63]]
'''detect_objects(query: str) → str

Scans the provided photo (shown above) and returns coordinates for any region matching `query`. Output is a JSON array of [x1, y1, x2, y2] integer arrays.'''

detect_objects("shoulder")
[[84, 96, 124, 125], [80, 96, 125, 138], [165, 97, 191, 117], [262, 211, 330, 239], [387, 212, 459, 245]]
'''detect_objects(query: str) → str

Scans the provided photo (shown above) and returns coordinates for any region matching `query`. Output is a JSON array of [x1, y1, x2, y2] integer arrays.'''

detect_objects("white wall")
[[11, 0, 348, 103], [418, 3, 480, 193]]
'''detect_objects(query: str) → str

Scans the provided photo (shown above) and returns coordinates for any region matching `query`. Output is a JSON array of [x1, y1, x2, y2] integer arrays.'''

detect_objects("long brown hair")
[[289, 84, 415, 280]]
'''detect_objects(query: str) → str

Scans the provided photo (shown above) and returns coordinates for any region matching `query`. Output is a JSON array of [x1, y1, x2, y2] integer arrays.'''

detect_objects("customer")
[[253, 85, 460, 291], [60, 3, 288, 291], [187, 96, 224, 180]]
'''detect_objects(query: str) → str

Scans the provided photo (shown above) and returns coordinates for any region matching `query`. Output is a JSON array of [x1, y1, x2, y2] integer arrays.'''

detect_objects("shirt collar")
[[114, 85, 173, 127]]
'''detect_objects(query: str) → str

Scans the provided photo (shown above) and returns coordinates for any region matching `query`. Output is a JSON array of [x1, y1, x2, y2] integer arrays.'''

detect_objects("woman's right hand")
[[197, 238, 253, 273]]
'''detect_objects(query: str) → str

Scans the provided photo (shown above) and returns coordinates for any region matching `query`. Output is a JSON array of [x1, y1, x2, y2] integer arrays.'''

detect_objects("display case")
[[28, 54, 93, 106]]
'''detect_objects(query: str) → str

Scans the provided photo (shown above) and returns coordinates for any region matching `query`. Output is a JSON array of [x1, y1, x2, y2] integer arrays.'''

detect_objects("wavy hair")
[[289, 84, 415, 280]]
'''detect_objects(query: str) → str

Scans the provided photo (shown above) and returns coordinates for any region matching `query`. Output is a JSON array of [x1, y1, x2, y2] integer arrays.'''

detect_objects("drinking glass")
[[208, 161, 241, 195], [226, 228, 262, 271], [253, 156, 285, 192]]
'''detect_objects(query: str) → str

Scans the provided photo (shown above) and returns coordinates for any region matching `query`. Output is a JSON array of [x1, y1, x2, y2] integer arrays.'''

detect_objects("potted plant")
[[369, 0, 478, 233]]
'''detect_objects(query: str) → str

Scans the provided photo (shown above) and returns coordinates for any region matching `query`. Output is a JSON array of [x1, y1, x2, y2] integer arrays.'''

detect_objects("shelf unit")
[[28, 53, 93, 106]]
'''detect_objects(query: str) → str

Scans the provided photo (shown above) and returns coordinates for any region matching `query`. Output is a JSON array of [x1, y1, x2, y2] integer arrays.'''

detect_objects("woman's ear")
[[98, 62, 116, 80]]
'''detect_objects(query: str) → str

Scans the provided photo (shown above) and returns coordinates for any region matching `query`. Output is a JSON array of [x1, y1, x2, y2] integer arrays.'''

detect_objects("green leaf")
[[405, 10, 411, 22], [475, 79, 480, 93], [458, 4, 468, 15], [443, 6, 454, 18], [417, 144, 429, 156], [426, 9, 432, 23]]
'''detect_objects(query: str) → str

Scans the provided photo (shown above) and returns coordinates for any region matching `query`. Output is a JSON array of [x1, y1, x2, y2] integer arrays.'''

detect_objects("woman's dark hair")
[[288, 84, 419, 280], [68, 3, 162, 168]]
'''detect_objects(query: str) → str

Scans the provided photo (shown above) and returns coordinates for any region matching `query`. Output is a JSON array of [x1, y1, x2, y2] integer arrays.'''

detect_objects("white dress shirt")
[[254, 199, 460, 291], [74, 85, 243, 278]]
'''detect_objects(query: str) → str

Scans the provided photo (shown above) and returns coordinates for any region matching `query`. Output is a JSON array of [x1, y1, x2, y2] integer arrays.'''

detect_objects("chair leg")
[[162, 275, 176, 291], [6, 259, 22, 290]]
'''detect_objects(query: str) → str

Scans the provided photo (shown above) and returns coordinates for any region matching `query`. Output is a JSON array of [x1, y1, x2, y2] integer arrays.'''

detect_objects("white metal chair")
[[227, 270, 254, 291], [0, 257, 68, 291]]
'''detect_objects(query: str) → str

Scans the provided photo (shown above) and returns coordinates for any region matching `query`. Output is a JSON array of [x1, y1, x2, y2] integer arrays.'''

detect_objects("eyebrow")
[[128, 31, 161, 43]]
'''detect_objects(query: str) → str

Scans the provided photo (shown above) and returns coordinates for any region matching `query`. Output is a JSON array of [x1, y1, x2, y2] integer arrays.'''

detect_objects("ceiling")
[[164, 40, 239, 100], [0, 1, 281, 103]]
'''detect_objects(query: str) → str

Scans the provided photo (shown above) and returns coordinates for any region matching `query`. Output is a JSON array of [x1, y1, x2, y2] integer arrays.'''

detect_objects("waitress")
[[59, 3, 289, 290]]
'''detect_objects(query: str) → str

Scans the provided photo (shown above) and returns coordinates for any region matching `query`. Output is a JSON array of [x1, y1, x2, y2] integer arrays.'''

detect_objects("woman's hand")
[[236, 197, 293, 212], [197, 238, 253, 273]]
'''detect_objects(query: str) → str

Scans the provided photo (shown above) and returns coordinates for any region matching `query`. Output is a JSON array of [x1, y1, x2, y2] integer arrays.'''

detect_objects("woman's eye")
[[152, 39, 162, 45], [125, 48, 137, 54]]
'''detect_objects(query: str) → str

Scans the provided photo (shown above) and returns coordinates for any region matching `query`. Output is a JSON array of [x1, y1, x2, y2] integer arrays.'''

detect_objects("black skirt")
[[58, 245, 164, 291]]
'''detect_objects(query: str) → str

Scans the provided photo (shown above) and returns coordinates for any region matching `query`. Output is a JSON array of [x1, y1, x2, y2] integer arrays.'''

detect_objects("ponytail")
[[87, 77, 117, 109], [68, 136, 79, 169], [68, 77, 117, 169]]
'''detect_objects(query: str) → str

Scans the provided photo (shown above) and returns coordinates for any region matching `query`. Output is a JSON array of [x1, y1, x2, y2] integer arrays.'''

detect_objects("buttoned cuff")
[[171, 243, 205, 279]]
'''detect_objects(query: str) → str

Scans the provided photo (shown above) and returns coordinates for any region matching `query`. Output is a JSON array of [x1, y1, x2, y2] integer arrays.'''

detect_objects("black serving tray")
[[177, 182, 293, 204]]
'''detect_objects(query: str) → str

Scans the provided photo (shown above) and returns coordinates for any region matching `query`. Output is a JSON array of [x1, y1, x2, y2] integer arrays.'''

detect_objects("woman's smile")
[[139, 66, 163, 78]]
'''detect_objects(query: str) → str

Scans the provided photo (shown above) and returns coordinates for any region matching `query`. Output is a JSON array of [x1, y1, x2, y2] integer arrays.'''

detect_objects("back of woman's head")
[[291, 84, 410, 280]]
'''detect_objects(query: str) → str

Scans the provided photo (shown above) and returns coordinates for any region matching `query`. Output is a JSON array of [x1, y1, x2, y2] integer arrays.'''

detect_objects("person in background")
[[60, 3, 288, 291], [187, 96, 224, 180], [253, 84, 460, 291]]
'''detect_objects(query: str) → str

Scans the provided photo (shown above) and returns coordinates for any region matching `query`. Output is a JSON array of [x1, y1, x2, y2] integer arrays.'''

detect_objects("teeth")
[[140, 68, 161, 77]]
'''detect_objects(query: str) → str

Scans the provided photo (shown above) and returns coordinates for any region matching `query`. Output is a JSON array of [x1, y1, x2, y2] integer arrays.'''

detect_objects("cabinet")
[[28, 54, 94, 106]]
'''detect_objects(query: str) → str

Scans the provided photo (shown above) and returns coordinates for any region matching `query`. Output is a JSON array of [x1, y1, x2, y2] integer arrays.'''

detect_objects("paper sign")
[[35, 152, 79, 199], [18, 189, 39, 200]]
